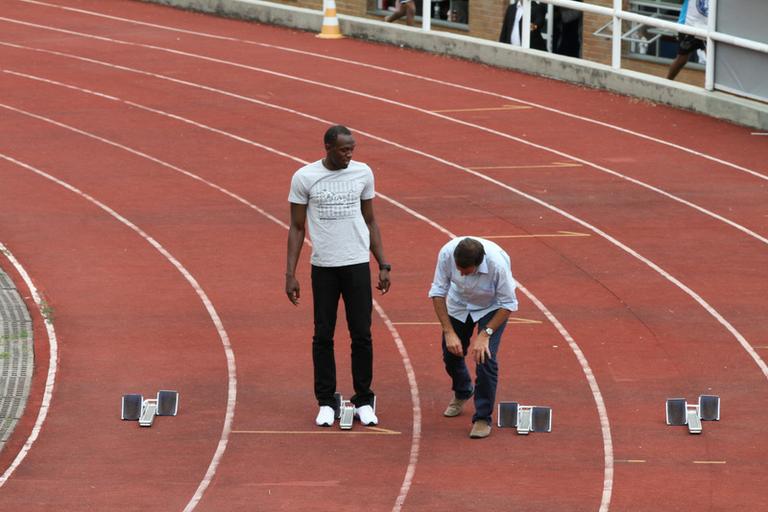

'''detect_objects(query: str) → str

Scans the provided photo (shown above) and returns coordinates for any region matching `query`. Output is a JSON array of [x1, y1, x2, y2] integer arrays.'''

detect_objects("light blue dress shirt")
[[428, 237, 518, 322]]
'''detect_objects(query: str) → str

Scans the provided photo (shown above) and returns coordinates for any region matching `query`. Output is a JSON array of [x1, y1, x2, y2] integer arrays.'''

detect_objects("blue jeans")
[[442, 310, 506, 423]]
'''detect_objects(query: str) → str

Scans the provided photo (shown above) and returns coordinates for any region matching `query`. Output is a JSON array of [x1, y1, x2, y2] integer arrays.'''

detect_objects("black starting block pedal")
[[665, 398, 688, 426], [334, 392, 343, 419], [531, 406, 553, 433], [497, 402, 518, 428], [156, 390, 179, 416], [121, 394, 143, 421], [698, 395, 720, 421]]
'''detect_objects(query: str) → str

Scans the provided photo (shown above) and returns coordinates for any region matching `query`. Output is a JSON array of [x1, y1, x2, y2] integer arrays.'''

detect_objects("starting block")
[[497, 401, 552, 435], [121, 394, 143, 421], [666, 395, 719, 434], [122, 390, 179, 428], [339, 400, 354, 430], [336, 394, 377, 430]]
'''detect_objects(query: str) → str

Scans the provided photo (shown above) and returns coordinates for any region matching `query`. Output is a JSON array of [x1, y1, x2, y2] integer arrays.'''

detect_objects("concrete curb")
[[141, 0, 768, 129]]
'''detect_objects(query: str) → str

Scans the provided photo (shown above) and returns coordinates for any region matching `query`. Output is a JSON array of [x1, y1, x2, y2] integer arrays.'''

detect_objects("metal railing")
[[418, 0, 768, 91]]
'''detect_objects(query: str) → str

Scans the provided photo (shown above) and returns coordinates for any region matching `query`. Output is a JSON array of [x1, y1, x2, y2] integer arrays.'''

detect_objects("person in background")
[[385, 0, 415, 26], [668, 0, 709, 80], [552, 2, 583, 58], [499, 0, 547, 51]]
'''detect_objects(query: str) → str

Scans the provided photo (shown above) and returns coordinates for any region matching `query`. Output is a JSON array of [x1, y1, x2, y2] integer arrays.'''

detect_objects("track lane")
[[3, 2, 764, 510], [14, 0, 768, 177], [3, 30, 764, 510], [0, 62, 612, 510], [1, 13, 765, 249], [0, 155, 235, 510]]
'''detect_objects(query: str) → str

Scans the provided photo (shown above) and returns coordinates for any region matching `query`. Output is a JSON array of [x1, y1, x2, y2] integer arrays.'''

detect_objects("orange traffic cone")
[[317, 0, 343, 39]]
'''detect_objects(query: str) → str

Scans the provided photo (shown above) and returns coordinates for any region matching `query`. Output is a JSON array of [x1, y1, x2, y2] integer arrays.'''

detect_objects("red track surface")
[[1, 1, 767, 510]]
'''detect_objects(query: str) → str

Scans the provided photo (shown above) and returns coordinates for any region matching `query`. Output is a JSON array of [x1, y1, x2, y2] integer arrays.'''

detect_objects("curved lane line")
[[0, 103, 422, 512], [376, 192, 614, 511], [0, 244, 58, 488], [1, 85, 612, 510], [15, 0, 768, 182], [3, 51, 765, 382], [0, 20, 766, 247], [0, 153, 237, 512]]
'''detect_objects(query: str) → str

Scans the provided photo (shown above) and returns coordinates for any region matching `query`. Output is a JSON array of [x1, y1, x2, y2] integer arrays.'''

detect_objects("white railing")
[[420, 0, 768, 92]]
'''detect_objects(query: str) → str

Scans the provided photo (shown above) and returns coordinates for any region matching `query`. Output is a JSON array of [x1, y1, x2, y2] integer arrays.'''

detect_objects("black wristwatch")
[[379, 263, 392, 272]]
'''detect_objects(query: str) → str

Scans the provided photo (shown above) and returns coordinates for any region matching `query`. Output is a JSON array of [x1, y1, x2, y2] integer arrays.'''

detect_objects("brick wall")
[[272, 0, 704, 85], [469, 0, 507, 41], [581, 0, 612, 64]]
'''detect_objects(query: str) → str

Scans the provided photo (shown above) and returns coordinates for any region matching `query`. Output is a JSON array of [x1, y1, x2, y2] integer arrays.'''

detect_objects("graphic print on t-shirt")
[[311, 180, 362, 221]]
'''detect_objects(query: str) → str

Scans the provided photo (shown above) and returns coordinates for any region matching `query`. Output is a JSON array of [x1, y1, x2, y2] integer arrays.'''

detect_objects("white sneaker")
[[355, 405, 378, 426], [315, 406, 335, 427]]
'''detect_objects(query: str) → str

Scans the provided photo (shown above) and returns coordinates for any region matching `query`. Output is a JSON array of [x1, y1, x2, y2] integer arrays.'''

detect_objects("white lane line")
[[0, 92, 610, 510], [0, 153, 237, 512], [3, 55, 765, 387], [0, 244, 58, 488], [0, 102, 421, 512], [1, 23, 766, 249], [16, 0, 768, 182], [374, 190, 615, 512]]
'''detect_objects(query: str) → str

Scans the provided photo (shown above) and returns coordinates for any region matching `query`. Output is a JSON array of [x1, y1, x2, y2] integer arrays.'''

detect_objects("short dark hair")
[[454, 238, 485, 269], [324, 125, 352, 147]]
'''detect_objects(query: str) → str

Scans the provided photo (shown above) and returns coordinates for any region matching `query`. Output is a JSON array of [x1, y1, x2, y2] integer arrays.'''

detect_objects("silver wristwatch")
[[483, 327, 494, 336]]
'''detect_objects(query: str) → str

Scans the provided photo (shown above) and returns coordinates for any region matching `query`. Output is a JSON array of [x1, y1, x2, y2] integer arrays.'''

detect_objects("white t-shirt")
[[288, 159, 375, 267], [679, 0, 708, 29]]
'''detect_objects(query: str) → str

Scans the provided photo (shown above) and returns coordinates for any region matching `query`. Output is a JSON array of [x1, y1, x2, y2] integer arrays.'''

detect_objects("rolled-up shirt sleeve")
[[494, 264, 518, 312], [428, 247, 452, 298]]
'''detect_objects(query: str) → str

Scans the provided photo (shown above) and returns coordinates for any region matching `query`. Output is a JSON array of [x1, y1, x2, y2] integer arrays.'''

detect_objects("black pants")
[[311, 263, 374, 408]]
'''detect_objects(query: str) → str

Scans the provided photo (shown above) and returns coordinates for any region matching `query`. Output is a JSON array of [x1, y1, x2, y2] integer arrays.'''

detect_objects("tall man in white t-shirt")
[[286, 125, 391, 428]]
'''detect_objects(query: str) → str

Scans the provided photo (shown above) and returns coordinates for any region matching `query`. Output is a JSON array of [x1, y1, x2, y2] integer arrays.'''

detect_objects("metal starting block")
[[497, 401, 552, 435], [339, 400, 354, 430], [666, 395, 719, 434], [140, 399, 158, 427], [122, 390, 179, 428]]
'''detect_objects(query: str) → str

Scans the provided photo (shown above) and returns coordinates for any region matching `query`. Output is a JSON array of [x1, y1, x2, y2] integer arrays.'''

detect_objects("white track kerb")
[[0, 244, 58, 488]]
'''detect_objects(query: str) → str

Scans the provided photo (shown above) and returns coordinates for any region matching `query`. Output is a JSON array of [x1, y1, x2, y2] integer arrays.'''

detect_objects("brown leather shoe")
[[443, 396, 470, 417], [469, 419, 492, 439]]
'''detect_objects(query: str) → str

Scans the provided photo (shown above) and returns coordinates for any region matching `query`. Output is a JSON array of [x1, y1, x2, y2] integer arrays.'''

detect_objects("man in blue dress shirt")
[[428, 237, 518, 438]]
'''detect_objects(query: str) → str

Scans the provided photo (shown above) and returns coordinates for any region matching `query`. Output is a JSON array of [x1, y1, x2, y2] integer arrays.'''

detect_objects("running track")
[[0, 1, 767, 510]]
